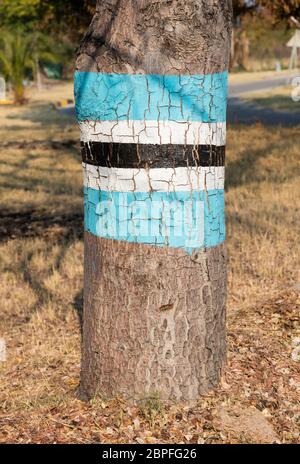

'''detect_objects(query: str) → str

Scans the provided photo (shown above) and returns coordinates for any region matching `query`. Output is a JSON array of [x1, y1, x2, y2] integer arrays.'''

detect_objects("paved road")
[[63, 104, 300, 128], [227, 72, 300, 126], [227, 97, 300, 126], [62, 73, 300, 127], [229, 73, 298, 97]]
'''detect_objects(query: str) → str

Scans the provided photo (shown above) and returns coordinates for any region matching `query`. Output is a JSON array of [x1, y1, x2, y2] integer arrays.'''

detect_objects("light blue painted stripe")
[[75, 71, 228, 123], [84, 188, 225, 254]]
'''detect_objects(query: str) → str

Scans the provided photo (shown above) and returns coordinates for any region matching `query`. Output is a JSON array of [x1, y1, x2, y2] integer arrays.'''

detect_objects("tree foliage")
[[0, 0, 48, 28], [0, 1, 299, 34], [233, 1, 300, 22], [0, 26, 73, 103], [0, 0, 298, 90], [0, 28, 37, 103], [0, 0, 95, 39], [231, 1, 296, 71], [259, 1, 300, 22]]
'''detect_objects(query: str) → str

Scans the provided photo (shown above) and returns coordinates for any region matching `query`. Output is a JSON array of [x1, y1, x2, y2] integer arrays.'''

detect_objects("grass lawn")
[[0, 84, 299, 444], [242, 85, 300, 113]]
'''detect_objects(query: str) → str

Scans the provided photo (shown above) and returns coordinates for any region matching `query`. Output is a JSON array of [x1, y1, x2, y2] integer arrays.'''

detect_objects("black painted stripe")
[[81, 142, 225, 168]]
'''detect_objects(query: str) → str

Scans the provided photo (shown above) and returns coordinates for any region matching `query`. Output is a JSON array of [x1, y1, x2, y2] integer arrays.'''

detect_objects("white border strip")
[[79, 120, 226, 146], [83, 163, 225, 192]]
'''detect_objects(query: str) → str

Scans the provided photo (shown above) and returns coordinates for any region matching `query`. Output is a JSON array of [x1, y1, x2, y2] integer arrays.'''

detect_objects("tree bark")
[[75, 0, 232, 403]]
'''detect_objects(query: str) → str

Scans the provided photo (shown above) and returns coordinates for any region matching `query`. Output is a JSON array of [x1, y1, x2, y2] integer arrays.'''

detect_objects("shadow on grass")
[[73, 289, 84, 335], [0, 206, 84, 334], [6, 103, 76, 127], [226, 138, 299, 190], [0, 98, 83, 333], [246, 95, 299, 113], [0, 208, 83, 243], [0, 141, 81, 198], [227, 97, 300, 126]]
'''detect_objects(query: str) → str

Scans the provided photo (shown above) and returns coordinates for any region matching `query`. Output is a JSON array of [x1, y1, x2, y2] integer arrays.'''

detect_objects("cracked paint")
[[75, 70, 227, 255]]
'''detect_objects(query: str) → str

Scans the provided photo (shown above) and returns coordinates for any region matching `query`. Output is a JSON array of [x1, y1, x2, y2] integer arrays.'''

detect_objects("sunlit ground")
[[0, 82, 299, 444]]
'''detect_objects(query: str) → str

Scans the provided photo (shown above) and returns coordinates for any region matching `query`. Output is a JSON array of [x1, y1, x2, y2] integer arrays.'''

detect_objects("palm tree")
[[0, 29, 36, 104], [0, 28, 70, 104]]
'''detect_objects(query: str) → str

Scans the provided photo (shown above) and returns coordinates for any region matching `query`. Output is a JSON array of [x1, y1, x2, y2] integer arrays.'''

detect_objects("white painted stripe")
[[79, 120, 226, 146], [83, 163, 225, 192]]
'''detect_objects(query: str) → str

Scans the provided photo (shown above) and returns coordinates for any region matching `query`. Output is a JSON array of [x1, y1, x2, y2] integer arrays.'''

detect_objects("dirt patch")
[[216, 404, 279, 443]]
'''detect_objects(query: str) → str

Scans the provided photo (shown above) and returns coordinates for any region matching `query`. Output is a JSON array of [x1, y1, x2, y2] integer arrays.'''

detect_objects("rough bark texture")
[[81, 235, 227, 401], [76, 0, 232, 75], [77, 0, 232, 402]]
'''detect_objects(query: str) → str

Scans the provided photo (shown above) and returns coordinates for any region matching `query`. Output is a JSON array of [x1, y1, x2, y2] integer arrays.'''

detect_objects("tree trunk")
[[75, 0, 232, 403]]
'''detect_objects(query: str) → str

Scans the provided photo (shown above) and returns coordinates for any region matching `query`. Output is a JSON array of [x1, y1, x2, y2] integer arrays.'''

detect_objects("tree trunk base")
[[80, 233, 227, 403]]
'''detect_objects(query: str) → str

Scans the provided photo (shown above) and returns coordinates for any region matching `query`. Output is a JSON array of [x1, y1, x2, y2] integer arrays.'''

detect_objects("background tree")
[[0, 28, 37, 103], [259, 0, 300, 22], [231, 1, 255, 70], [0, 27, 73, 103], [0, 0, 95, 40], [0, 0, 95, 102], [230, 1, 299, 70]]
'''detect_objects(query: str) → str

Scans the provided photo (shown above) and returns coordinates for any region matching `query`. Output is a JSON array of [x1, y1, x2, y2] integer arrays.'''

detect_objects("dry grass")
[[226, 123, 300, 305], [242, 85, 300, 113], [0, 81, 76, 142], [0, 85, 299, 444]]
